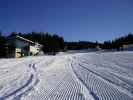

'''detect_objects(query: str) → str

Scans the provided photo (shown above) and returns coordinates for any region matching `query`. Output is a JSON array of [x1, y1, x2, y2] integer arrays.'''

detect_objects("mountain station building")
[[7, 35, 42, 58]]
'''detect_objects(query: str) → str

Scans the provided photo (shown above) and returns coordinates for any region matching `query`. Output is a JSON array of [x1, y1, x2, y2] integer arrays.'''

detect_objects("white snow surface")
[[0, 51, 133, 100]]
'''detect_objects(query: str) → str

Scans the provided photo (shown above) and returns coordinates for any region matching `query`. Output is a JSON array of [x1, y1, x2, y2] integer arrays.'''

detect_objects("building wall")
[[15, 39, 29, 48], [30, 45, 40, 55], [127, 44, 133, 51], [15, 48, 22, 58], [122, 44, 133, 51], [15, 40, 41, 56], [7, 39, 30, 58], [16, 40, 30, 57]]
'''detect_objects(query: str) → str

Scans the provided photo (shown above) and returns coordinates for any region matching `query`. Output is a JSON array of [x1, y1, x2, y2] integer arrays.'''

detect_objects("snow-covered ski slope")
[[0, 51, 133, 100]]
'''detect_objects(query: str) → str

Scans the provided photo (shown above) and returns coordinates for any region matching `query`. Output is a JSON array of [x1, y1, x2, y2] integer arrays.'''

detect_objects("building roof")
[[8, 35, 42, 46], [16, 35, 35, 44]]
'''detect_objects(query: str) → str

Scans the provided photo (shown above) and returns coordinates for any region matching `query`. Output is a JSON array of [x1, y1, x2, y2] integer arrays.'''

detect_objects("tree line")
[[0, 32, 133, 58], [65, 41, 99, 50], [101, 33, 133, 50]]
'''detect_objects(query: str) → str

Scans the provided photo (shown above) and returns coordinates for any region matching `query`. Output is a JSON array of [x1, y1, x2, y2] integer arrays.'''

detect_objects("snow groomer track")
[[0, 52, 133, 100]]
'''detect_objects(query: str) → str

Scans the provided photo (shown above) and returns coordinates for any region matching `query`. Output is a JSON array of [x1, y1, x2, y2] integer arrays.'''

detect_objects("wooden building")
[[7, 35, 42, 58]]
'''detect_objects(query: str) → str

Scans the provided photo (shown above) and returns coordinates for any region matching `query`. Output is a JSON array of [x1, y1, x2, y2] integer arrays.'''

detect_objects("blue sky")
[[0, 0, 133, 42]]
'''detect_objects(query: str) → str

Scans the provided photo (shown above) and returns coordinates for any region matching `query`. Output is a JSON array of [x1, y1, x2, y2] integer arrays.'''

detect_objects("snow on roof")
[[16, 35, 42, 46], [7, 35, 42, 46], [16, 35, 35, 44]]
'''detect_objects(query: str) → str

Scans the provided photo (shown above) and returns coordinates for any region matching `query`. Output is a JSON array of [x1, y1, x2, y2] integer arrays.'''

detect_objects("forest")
[[0, 32, 133, 58]]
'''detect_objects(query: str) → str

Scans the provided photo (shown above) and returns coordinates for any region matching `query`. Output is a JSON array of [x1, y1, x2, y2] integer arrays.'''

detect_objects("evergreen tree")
[[0, 34, 7, 57]]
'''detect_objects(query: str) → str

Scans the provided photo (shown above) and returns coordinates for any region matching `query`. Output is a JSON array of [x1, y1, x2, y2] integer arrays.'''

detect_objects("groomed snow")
[[0, 52, 133, 100]]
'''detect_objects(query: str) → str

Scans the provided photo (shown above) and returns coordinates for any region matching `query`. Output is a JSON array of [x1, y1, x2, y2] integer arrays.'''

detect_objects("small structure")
[[122, 44, 133, 51], [7, 35, 42, 58], [96, 45, 101, 51]]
